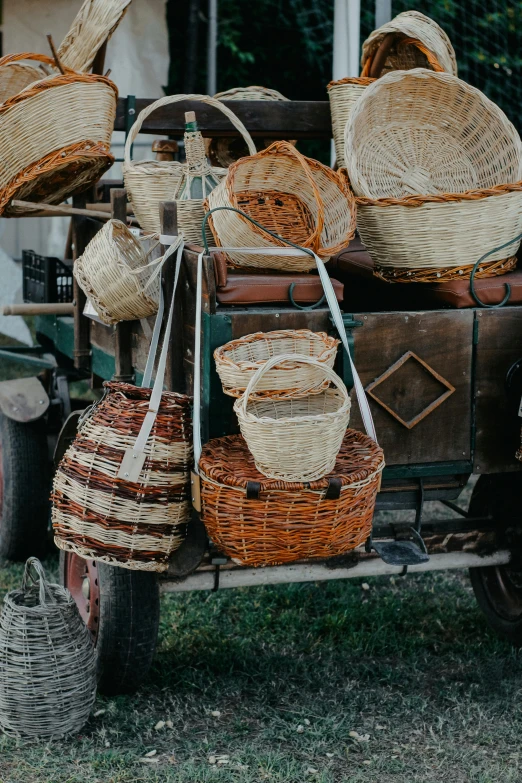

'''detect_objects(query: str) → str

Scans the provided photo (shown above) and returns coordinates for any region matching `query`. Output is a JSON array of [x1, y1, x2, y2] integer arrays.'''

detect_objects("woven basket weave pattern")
[[0, 558, 96, 739], [58, 0, 132, 73], [53, 383, 193, 572], [214, 329, 339, 399], [199, 433, 384, 566]]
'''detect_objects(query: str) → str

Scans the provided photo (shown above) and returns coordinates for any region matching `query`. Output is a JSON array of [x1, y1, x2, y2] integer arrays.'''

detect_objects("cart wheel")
[[60, 551, 160, 695], [469, 473, 522, 645], [0, 412, 49, 560]]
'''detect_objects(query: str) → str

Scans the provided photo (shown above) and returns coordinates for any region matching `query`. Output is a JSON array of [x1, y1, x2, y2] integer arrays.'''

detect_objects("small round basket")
[[345, 69, 522, 281], [234, 354, 351, 482], [74, 219, 162, 324], [0, 558, 96, 739], [207, 140, 356, 272], [199, 432, 384, 566], [214, 329, 340, 399]]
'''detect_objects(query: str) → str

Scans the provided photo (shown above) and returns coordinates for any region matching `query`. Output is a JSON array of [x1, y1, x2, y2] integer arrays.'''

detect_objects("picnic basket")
[[123, 93, 256, 234], [53, 240, 194, 572], [74, 219, 162, 324], [0, 558, 96, 739], [214, 329, 340, 399], [345, 69, 522, 281], [206, 141, 356, 271], [0, 53, 116, 216], [198, 431, 384, 566], [234, 355, 351, 482]]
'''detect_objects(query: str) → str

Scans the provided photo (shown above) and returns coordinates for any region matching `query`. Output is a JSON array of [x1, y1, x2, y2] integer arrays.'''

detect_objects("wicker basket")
[[199, 432, 384, 566], [215, 329, 339, 399], [209, 85, 292, 167], [0, 53, 116, 216], [206, 141, 356, 272], [0, 558, 96, 739], [345, 69, 522, 280], [74, 219, 162, 325], [124, 93, 256, 234], [234, 354, 351, 482]]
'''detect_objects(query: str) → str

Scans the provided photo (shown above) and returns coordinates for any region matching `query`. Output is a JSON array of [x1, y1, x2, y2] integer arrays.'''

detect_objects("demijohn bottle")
[[178, 110, 221, 200]]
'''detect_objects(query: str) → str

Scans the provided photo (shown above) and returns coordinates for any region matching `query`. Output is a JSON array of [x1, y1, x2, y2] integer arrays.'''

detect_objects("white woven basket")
[[234, 354, 351, 482], [345, 69, 522, 200], [74, 219, 162, 324], [124, 93, 256, 234], [215, 329, 340, 399], [58, 0, 132, 73]]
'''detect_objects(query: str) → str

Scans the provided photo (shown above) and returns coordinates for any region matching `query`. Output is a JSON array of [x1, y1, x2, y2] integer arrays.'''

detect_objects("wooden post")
[[159, 202, 185, 393], [91, 40, 107, 76], [111, 189, 134, 383], [72, 195, 93, 371]]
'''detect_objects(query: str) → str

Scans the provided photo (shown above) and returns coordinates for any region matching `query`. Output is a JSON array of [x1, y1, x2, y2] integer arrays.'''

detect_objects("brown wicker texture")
[[0, 558, 96, 739], [0, 53, 116, 216], [52, 382, 193, 572], [234, 354, 351, 482], [345, 69, 522, 199], [0, 61, 48, 105], [374, 255, 517, 284], [214, 329, 339, 399], [74, 219, 161, 324], [57, 0, 132, 73], [123, 93, 256, 233], [199, 432, 384, 566], [209, 85, 292, 167], [361, 10, 457, 77], [206, 141, 356, 271]]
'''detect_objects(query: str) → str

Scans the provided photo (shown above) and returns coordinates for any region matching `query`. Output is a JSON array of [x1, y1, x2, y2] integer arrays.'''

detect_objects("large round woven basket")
[[199, 432, 384, 566], [74, 219, 161, 324], [123, 93, 256, 234], [0, 558, 96, 739], [215, 329, 339, 399], [234, 354, 351, 482], [0, 53, 116, 216], [209, 85, 292, 167], [207, 141, 356, 271], [52, 382, 193, 572], [345, 69, 522, 281]]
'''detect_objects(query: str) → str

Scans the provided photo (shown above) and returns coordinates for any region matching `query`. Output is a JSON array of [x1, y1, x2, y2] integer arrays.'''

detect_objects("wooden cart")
[[2, 96, 522, 694]]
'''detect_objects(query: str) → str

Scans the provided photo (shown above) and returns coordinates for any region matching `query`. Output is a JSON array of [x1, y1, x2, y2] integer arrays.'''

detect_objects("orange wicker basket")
[[199, 432, 384, 567]]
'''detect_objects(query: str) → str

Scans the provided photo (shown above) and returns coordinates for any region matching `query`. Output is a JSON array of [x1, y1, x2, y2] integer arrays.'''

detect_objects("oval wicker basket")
[[0, 558, 96, 739], [206, 140, 356, 272], [74, 219, 162, 325], [345, 69, 522, 200], [123, 93, 256, 234], [209, 85, 292, 167], [199, 432, 384, 566], [215, 329, 340, 399], [234, 354, 351, 482], [53, 382, 193, 572], [0, 53, 116, 216]]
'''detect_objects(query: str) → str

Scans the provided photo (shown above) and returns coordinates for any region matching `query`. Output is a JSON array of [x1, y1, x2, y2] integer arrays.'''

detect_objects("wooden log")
[[10, 200, 110, 220], [2, 303, 74, 316]]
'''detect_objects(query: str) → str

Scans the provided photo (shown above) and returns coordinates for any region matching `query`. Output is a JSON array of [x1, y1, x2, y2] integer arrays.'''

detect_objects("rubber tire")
[[60, 552, 161, 695], [469, 473, 522, 645], [0, 412, 49, 560]]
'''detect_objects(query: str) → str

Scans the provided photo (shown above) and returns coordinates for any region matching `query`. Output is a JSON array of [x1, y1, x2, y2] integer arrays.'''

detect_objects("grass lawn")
[[0, 553, 520, 783]]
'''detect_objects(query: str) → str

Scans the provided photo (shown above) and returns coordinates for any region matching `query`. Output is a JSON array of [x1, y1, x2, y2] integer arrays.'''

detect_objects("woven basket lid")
[[199, 432, 384, 492], [361, 10, 457, 76]]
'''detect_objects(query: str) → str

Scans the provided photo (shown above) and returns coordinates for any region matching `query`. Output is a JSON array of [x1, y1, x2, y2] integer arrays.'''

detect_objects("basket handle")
[[361, 32, 445, 78], [124, 94, 257, 166], [238, 353, 349, 417], [21, 557, 56, 606], [0, 52, 75, 73]]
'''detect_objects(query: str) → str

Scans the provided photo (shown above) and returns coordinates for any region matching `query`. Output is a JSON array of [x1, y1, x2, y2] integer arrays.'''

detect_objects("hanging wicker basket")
[[345, 69, 522, 281], [74, 219, 162, 324], [199, 432, 384, 566], [234, 354, 351, 482], [123, 93, 256, 234], [0, 558, 96, 739], [215, 329, 340, 399], [206, 141, 356, 272], [0, 53, 116, 216]]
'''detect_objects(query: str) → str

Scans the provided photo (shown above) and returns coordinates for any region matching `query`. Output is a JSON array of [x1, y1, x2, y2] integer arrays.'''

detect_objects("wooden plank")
[[72, 194, 97, 371], [474, 307, 522, 474], [160, 202, 186, 393], [111, 189, 134, 383], [349, 310, 474, 465], [115, 98, 332, 138]]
